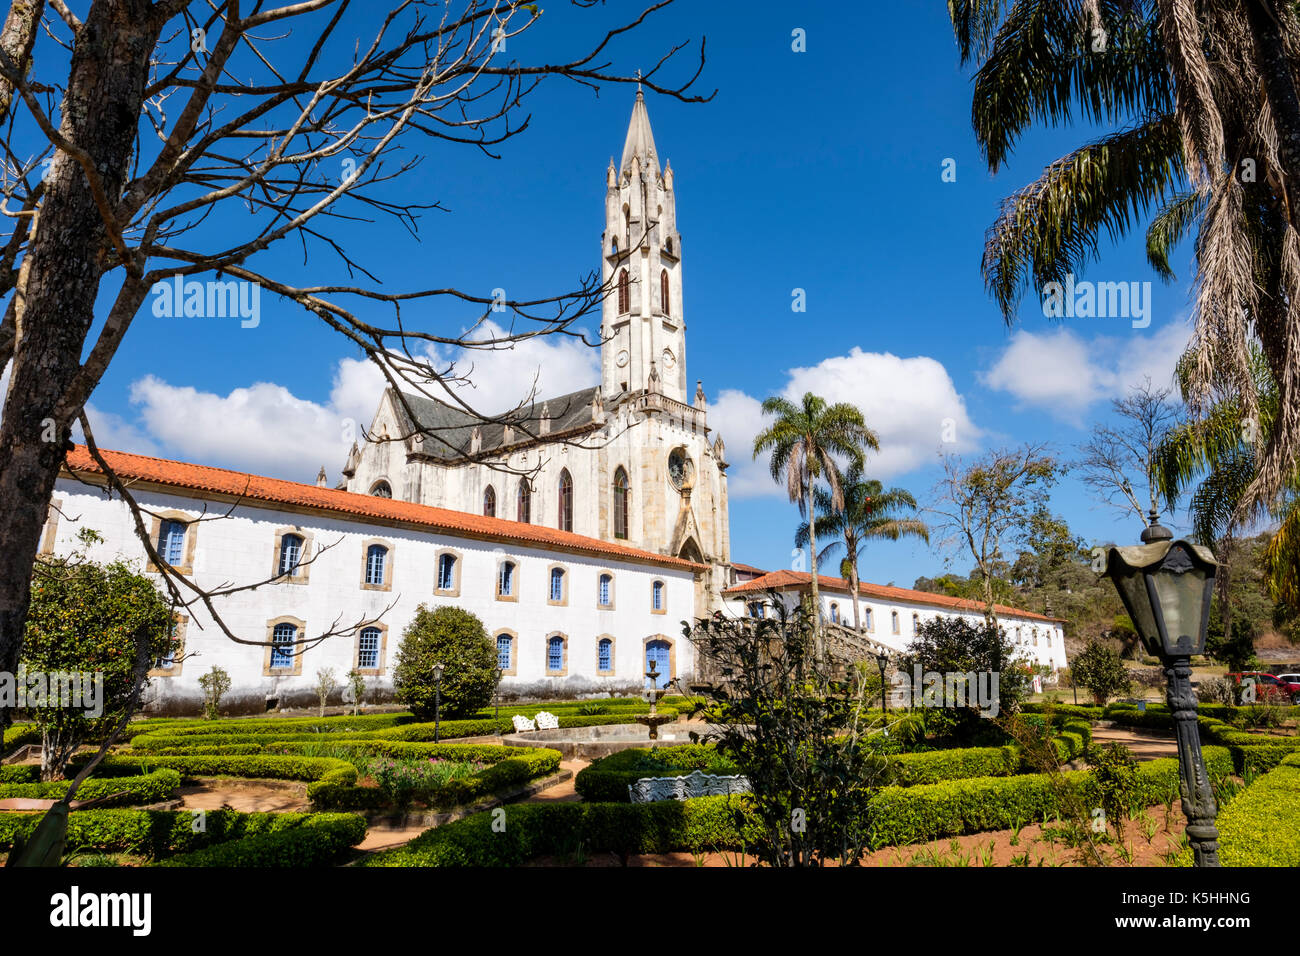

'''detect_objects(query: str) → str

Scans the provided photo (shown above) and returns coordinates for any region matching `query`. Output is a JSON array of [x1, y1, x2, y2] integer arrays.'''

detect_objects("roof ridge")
[[64, 445, 705, 572]]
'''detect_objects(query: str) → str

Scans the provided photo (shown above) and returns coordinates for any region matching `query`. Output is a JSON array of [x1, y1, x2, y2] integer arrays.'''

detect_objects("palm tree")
[[1155, 347, 1300, 612], [794, 464, 930, 631], [946, 0, 1300, 519], [752, 393, 879, 647]]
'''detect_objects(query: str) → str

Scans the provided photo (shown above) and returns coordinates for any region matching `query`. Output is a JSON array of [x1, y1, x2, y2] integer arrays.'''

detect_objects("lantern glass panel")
[[1150, 568, 1209, 655], [1113, 572, 1159, 653]]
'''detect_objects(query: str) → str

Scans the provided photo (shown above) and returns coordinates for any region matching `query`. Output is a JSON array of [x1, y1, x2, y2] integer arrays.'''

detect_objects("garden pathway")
[[521, 759, 588, 803], [1087, 726, 1177, 761], [176, 779, 309, 812]]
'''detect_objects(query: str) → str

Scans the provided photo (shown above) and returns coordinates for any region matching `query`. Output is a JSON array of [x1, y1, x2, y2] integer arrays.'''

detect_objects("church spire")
[[620, 88, 659, 176]]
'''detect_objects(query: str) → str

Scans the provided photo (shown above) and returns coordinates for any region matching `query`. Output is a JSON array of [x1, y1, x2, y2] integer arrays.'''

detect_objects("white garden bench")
[[511, 714, 536, 733], [534, 711, 560, 731]]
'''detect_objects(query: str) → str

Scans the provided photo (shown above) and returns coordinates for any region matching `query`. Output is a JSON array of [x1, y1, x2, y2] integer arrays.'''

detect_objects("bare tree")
[[0, 0, 710, 734], [1076, 378, 1182, 529], [928, 443, 1059, 654]]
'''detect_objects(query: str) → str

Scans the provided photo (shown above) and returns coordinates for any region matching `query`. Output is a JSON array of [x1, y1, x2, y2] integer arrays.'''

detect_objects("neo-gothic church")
[[341, 91, 733, 612]]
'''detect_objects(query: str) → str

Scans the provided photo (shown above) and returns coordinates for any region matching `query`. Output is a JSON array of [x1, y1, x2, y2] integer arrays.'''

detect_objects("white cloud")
[[710, 348, 982, 499], [980, 323, 1191, 424], [1, 361, 162, 458], [115, 320, 600, 483]]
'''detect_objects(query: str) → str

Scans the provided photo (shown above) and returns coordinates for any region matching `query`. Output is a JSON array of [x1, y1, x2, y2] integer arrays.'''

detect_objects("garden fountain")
[[636, 660, 675, 740]]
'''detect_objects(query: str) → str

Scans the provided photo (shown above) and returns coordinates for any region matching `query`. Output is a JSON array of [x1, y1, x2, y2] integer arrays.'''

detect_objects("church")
[[339, 88, 732, 618], [43, 93, 1066, 715]]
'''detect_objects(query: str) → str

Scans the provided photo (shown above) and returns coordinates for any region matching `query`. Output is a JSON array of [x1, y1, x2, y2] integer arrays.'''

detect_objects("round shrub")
[[392, 605, 496, 720]]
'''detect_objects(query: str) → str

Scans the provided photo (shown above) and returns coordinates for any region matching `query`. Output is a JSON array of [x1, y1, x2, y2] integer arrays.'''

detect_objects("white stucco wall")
[[723, 589, 1069, 673], [47, 477, 697, 715]]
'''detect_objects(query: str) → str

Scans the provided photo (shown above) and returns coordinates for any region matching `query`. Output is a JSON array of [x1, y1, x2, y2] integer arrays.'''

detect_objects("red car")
[[1227, 671, 1300, 704]]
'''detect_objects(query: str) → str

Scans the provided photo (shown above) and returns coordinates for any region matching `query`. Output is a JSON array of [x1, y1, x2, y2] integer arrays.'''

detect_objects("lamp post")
[[493, 665, 503, 734], [876, 651, 890, 713], [1100, 512, 1220, 867], [432, 662, 445, 744]]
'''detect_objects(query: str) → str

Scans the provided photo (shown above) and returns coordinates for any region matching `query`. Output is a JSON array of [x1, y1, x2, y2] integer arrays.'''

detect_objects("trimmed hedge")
[[72, 753, 357, 788], [890, 747, 1020, 787], [1, 723, 40, 757], [155, 813, 367, 867], [1103, 709, 1300, 774], [0, 809, 360, 859], [865, 748, 1231, 847], [0, 765, 39, 783], [366, 747, 1237, 865], [1174, 753, 1300, 867], [0, 768, 182, 807], [1021, 703, 1104, 720], [575, 733, 1099, 804], [575, 745, 737, 802], [127, 710, 678, 752], [304, 745, 562, 811], [363, 796, 758, 866]]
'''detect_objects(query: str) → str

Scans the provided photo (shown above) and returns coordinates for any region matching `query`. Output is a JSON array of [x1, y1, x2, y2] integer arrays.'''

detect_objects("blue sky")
[[70, 1, 1200, 589]]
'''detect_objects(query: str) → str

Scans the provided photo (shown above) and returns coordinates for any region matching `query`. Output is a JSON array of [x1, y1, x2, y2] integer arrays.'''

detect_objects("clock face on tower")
[[667, 447, 694, 490], [662, 349, 676, 370]]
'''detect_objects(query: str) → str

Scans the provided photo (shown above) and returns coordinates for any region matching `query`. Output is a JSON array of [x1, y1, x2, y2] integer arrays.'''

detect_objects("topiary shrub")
[[1069, 640, 1132, 705], [392, 605, 496, 720]]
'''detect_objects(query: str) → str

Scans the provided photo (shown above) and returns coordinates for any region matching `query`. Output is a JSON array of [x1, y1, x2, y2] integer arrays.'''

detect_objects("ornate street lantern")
[[432, 661, 445, 744], [1099, 515, 1220, 866], [875, 651, 890, 713]]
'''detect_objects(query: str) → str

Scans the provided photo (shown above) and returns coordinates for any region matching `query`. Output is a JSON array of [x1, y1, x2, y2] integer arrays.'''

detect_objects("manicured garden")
[[5, 683, 1299, 867]]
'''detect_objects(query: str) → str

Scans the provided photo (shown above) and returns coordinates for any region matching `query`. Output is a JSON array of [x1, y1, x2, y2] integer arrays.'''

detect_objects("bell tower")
[[600, 89, 686, 403]]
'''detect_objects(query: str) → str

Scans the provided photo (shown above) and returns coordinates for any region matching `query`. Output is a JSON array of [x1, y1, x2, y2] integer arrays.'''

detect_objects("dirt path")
[[177, 779, 309, 813], [1088, 726, 1178, 761], [521, 759, 588, 803]]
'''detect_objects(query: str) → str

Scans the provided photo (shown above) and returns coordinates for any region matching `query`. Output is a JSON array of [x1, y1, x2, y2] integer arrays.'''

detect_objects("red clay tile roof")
[[730, 562, 767, 576], [723, 569, 1064, 623], [63, 446, 706, 573]]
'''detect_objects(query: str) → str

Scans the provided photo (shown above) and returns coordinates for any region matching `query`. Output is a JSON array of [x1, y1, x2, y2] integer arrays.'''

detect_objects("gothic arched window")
[[660, 269, 670, 317], [516, 480, 531, 524], [557, 469, 573, 532], [617, 269, 629, 314], [613, 467, 629, 539], [483, 485, 496, 517], [369, 480, 392, 498]]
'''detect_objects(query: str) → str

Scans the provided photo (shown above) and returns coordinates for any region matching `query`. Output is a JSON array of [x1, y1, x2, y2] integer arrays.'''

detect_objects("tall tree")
[[946, 0, 1300, 527], [752, 392, 878, 649], [794, 462, 929, 631], [1077, 378, 1183, 529], [929, 443, 1060, 658], [0, 1, 709, 736]]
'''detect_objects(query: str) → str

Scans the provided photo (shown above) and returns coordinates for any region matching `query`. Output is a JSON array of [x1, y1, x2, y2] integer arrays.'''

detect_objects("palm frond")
[[971, 0, 1171, 171], [982, 114, 1183, 320], [1145, 187, 1207, 280]]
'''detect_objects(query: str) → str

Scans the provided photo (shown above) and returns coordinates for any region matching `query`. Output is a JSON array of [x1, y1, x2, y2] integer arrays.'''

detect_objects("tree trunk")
[[850, 560, 861, 632], [0, 2, 161, 733], [806, 483, 823, 659], [1248, 0, 1300, 233]]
